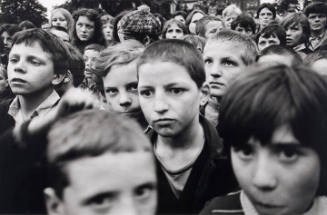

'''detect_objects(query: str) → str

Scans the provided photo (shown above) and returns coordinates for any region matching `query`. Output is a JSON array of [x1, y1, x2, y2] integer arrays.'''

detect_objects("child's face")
[[259, 8, 274, 28], [203, 40, 246, 98], [205, 20, 224, 39], [51, 11, 68, 30], [76, 16, 95, 42], [285, 23, 303, 47], [189, 12, 204, 34], [308, 13, 327, 32], [1, 31, 13, 51], [138, 61, 202, 137], [258, 34, 280, 52], [231, 125, 320, 215], [7, 41, 56, 96], [102, 23, 113, 42], [223, 12, 238, 29], [234, 24, 253, 36], [103, 60, 139, 113], [83, 49, 99, 79], [165, 23, 184, 39], [57, 152, 157, 215]]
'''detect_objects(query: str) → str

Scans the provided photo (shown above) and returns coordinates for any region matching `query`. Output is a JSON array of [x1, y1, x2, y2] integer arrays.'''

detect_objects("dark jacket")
[[147, 116, 238, 214], [0, 99, 46, 213], [199, 192, 244, 215]]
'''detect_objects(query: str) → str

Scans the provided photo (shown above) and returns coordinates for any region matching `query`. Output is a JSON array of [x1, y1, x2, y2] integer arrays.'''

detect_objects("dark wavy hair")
[[72, 8, 104, 47]]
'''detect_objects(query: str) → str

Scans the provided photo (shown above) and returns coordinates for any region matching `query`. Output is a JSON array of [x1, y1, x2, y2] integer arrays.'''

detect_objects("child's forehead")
[[206, 39, 243, 51], [12, 40, 48, 53], [84, 49, 100, 56], [139, 60, 194, 80]]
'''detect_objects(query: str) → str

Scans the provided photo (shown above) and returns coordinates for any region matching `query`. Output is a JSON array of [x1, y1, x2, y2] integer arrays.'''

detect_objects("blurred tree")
[[0, 0, 47, 27]]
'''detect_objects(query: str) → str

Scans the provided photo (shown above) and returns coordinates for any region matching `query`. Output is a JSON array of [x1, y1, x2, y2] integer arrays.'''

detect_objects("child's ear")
[[200, 83, 210, 106], [44, 187, 64, 215], [63, 70, 73, 84], [52, 73, 66, 86]]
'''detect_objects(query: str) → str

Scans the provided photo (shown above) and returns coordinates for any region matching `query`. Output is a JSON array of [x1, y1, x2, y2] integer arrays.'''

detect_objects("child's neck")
[[157, 115, 204, 150], [311, 28, 325, 38], [18, 87, 54, 117], [155, 115, 205, 170]]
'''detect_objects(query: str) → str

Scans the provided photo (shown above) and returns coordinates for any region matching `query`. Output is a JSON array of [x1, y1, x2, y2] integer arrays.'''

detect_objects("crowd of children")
[[0, 0, 326, 214]]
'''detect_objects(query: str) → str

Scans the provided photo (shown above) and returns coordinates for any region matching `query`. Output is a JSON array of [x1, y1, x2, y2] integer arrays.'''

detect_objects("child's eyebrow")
[[81, 191, 117, 205]]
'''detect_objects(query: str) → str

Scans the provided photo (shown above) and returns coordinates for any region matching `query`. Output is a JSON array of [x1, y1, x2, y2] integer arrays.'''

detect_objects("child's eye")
[[134, 184, 156, 200], [233, 145, 254, 160], [29, 59, 42, 66], [204, 58, 213, 65], [169, 88, 184, 95], [222, 60, 237, 67], [276, 147, 300, 163], [139, 89, 153, 98], [9, 57, 18, 64], [106, 88, 118, 96], [88, 195, 115, 212]]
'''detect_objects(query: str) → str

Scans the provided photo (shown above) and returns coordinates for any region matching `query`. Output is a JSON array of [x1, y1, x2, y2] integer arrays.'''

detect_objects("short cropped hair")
[[95, 40, 144, 77], [195, 16, 224, 37], [137, 39, 205, 89], [304, 2, 327, 17], [218, 64, 327, 195], [281, 12, 310, 46], [47, 110, 153, 198], [222, 4, 242, 18], [161, 19, 188, 39], [256, 23, 287, 46], [208, 30, 258, 66], [256, 3, 276, 19], [11, 28, 69, 75], [231, 14, 256, 34]]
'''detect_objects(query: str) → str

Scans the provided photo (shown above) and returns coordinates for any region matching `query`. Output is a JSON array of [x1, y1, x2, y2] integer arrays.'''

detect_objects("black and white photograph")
[[0, 0, 326, 214]]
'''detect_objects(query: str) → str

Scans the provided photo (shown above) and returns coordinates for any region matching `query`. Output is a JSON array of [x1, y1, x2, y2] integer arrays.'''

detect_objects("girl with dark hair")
[[72, 8, 104, 53]]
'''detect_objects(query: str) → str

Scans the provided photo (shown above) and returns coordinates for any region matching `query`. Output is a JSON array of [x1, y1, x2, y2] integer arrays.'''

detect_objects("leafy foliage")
[[0, 0, 47, 26]]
